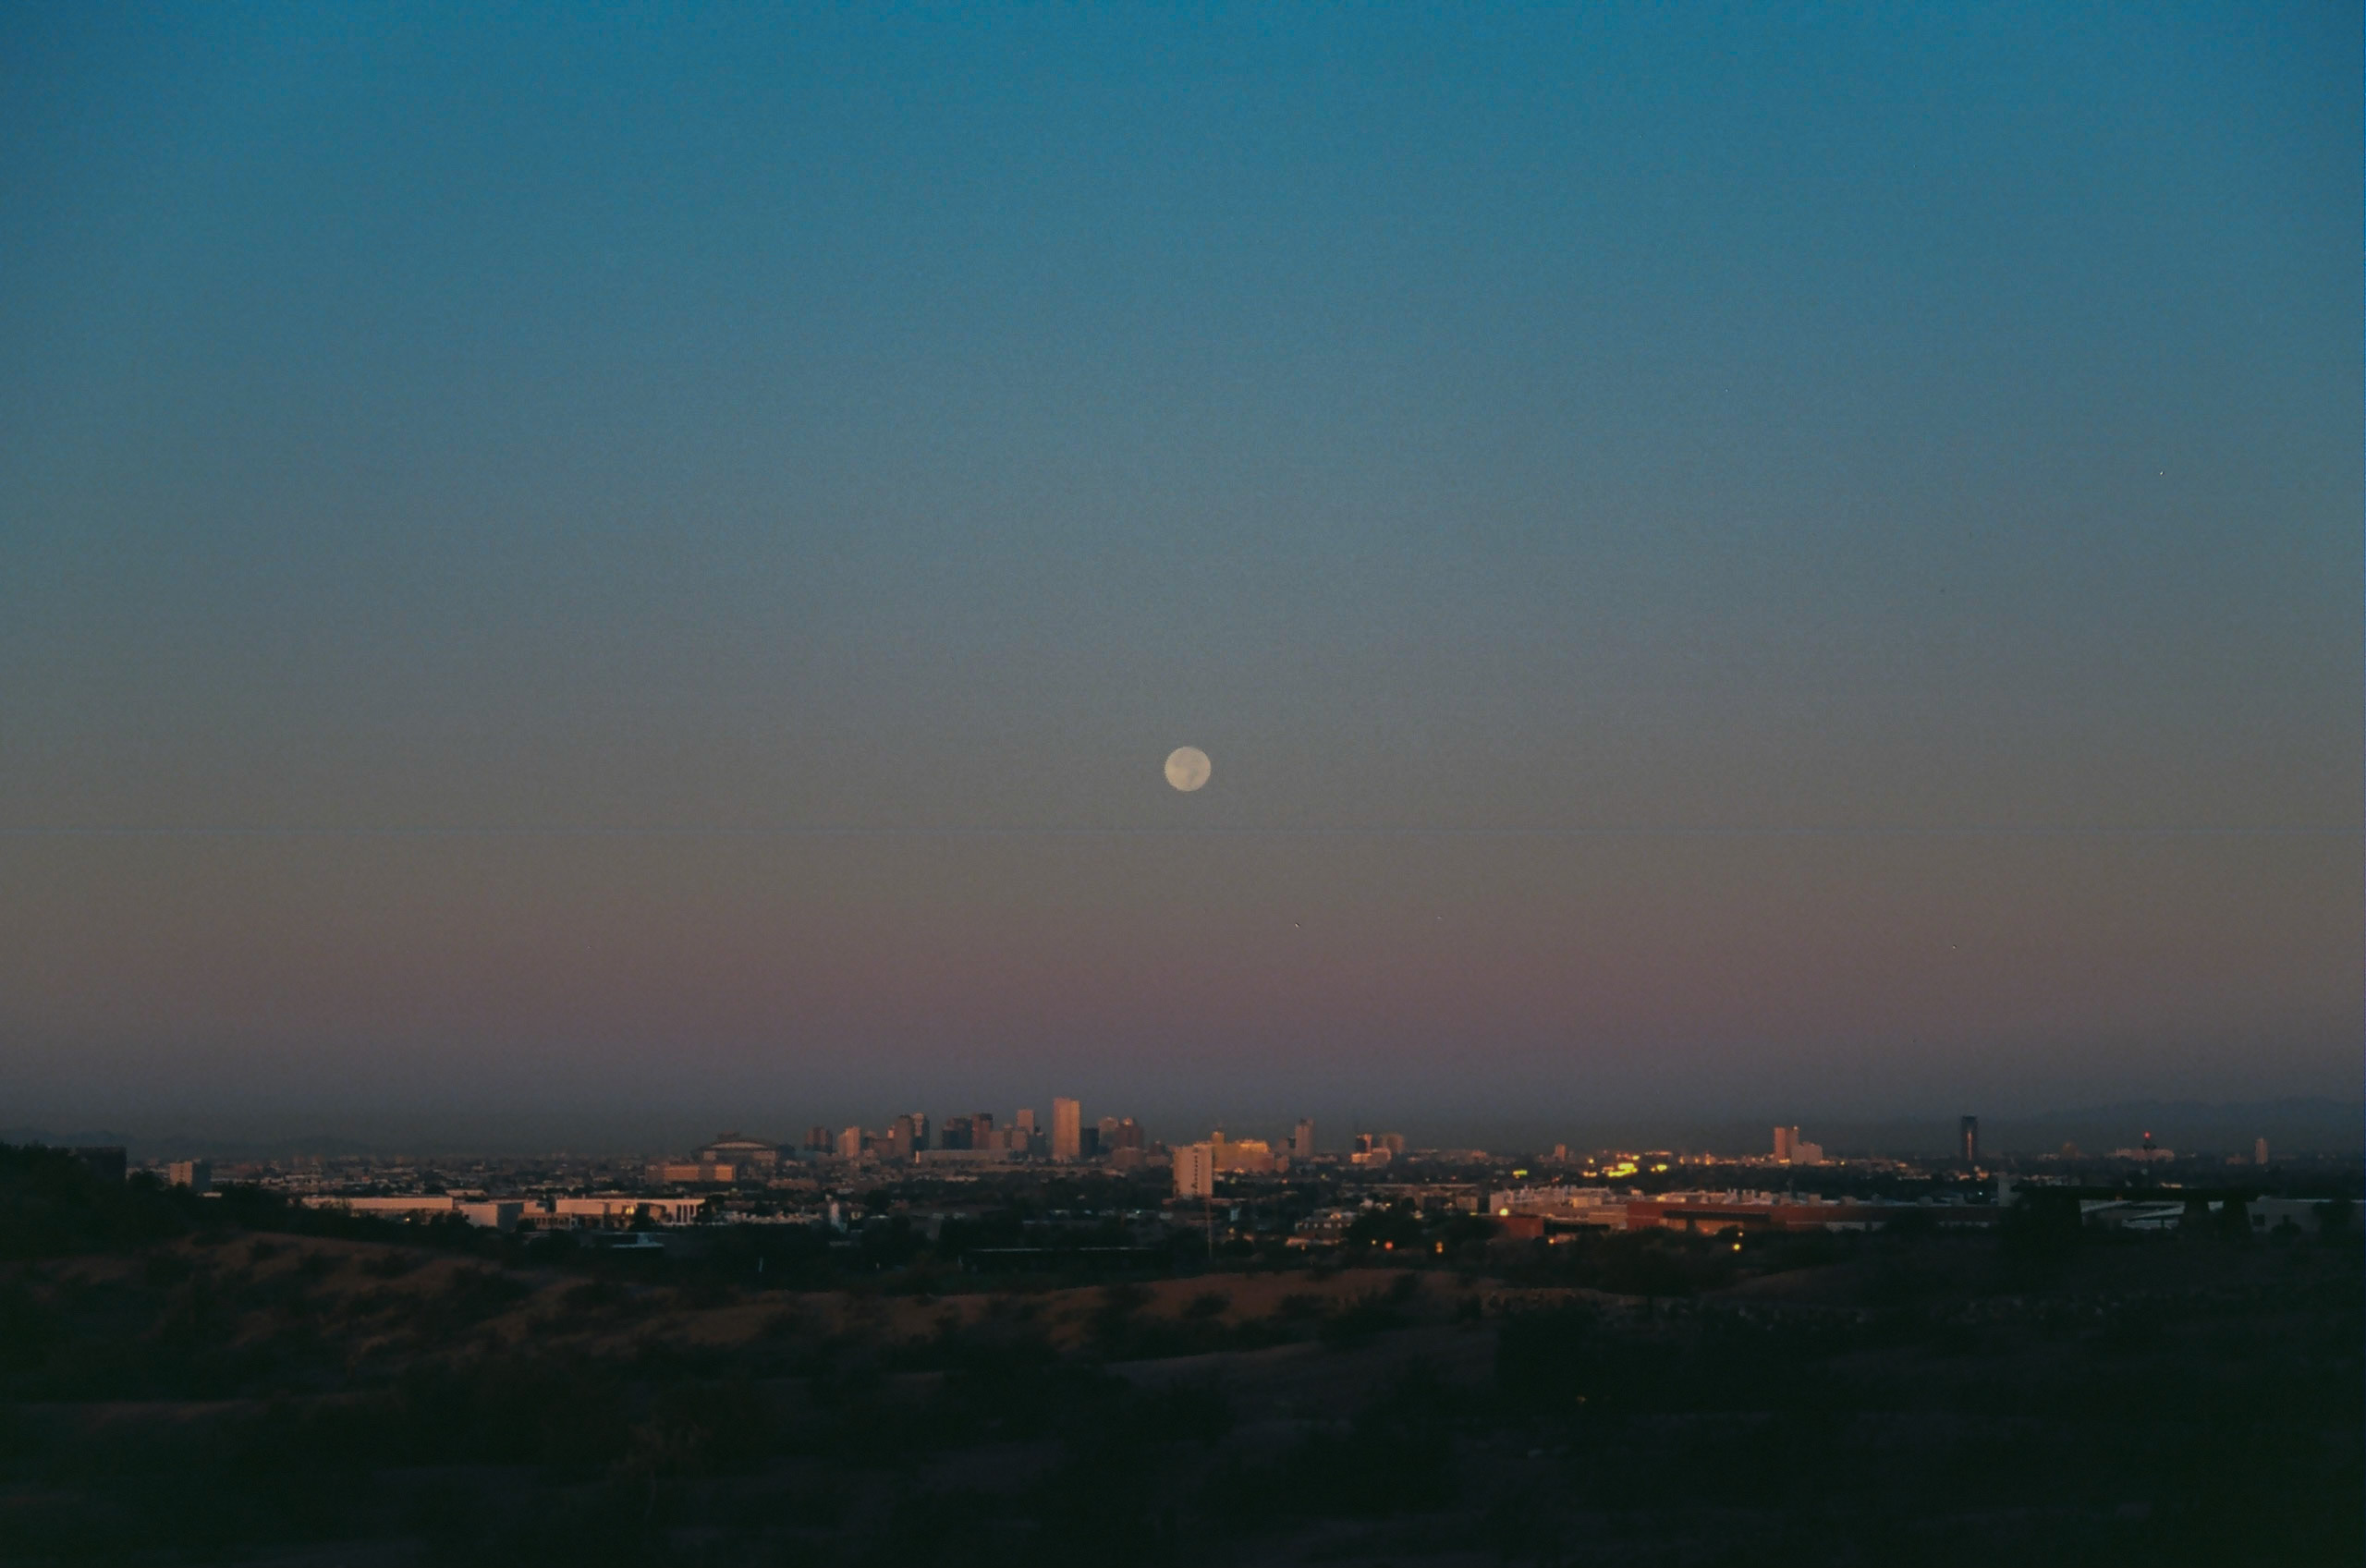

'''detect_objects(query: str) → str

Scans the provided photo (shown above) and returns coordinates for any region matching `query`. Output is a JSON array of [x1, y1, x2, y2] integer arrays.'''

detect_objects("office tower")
[[2255, 1137, 2269, 1166], [1959, 1116, 1980, 1163], [836, 1125, 863, 1161], [887, 1115, 916, 1159], [1111, 1117, 1144, 1151], [806, 1126, 832, 1153], [1098, 1115, 1121, 1147], [1774, 1125, 1795, 1161], [1174, 1142, 1215, 1198], [1016, 1107, 1037, 1133], [1292, 1118, 1316, 1160], [165, 1160, 211, 1193], [1052, 1098, 1081, 1161], [909, 1112, 930, 1151]]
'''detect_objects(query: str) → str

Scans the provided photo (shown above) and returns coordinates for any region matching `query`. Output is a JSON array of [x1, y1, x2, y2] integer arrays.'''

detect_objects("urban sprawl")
[[121, 1109, 2350, 1250]]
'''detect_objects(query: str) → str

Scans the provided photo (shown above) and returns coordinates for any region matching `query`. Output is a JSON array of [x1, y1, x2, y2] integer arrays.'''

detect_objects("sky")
[[2, 4, 2359, 1150]]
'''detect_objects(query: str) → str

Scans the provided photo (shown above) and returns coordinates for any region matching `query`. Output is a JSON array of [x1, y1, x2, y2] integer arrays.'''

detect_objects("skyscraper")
[[1959, 1116, 1980, 1163], [1774, 1125, 1795, 1161], [1292, 1118, 1315, 1161], [1052, 1098, 1082, 1161], [1174, 1142, 1215, 1198]]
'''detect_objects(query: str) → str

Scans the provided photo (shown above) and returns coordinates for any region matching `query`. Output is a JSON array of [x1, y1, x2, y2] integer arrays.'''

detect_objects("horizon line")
[[5, 824, 2359, 840]]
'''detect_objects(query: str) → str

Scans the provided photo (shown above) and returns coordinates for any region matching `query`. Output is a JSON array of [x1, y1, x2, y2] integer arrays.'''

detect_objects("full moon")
[[1164, 746, 1212, 792]]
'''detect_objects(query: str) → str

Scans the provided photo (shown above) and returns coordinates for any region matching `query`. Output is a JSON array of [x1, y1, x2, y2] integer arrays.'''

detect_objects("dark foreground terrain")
[[1, 1150, 2357, 1567]]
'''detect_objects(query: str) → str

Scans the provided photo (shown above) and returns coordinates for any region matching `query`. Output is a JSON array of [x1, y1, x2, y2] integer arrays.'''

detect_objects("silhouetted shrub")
[[0, 1144, 188, 1258]]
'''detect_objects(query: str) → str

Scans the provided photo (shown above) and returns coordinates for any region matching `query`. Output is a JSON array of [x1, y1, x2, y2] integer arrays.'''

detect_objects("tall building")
[[2255, 1137, 2270, 1166], [165, 1160, 211, 1193], [1052, 1098, 1082, 1161], [806, 1126, 833, 1153], [1292, 1118, 1316, 1160], [1174, 1142, 1215, 1198], [836, 1125, 863, 1161], [1959, 1115, 1981, 1163], [1015, 1107, 1037, 1134], [1213, 1137, 1276, 1174], [1774, 1125, 1795, 1161]]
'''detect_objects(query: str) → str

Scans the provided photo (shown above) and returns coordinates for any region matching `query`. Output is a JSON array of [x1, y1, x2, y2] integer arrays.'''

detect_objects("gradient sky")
[[2, 4, 2359, 1147]]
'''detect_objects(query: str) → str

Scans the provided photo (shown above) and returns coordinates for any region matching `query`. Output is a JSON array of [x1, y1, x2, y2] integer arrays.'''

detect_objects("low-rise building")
[[1287, 1208, 1360, 1247], [1483, 1187, 1993, 1234], [648, 1161, 736, 1185], [1624, 1195, 1930, 1234], [307, 1195, 522, 1227], [2078, 1200, 2186, 1231], [2235, 1197, 2334, 1234], [534, 1195, 707, 1227], [698, 1134, 779, 1171], [319, 1195, 457, 1219], [1489, 1185, 1628, 1227]]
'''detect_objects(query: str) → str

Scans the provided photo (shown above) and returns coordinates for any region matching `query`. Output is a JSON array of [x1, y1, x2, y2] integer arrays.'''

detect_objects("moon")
[[1164, 746, 1212, 792]]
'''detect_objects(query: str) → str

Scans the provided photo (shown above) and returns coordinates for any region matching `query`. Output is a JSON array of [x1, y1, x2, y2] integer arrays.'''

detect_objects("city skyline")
[[8, 1092, 2357, 1168]]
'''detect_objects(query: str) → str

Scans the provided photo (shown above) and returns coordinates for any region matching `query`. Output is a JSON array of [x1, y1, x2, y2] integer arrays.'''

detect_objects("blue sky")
[[2, 4, 2358, 1141]]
